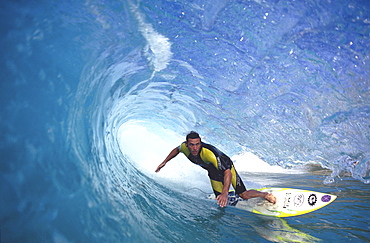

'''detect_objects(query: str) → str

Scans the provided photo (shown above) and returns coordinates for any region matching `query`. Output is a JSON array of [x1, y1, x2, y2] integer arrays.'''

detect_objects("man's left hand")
[[216, 193, 228, 207]]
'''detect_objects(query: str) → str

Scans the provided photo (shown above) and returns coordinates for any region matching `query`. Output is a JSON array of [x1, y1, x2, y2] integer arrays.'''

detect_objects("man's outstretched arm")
[[155, 147, 180, 172]]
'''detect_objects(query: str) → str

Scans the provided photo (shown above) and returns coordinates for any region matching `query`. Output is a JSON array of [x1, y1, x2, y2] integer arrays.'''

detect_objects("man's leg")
[[231, 165, 276, 204], [239, 190, 276, 204], [210, 179, 223, 196]]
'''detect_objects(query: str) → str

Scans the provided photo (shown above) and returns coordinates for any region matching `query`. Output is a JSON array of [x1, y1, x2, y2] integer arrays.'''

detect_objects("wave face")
[[1, 0, 369, 242]]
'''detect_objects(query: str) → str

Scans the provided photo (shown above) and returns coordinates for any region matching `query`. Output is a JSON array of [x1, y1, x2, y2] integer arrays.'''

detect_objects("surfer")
[[155, 131, 276, 207]]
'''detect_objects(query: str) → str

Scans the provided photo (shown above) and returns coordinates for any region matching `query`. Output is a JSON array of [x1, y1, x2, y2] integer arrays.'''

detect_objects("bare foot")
[[265, 193, 276, 204]]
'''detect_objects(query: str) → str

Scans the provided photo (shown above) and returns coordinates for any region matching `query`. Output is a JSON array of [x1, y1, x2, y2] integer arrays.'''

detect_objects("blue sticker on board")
[[321, 195, 331, 202]]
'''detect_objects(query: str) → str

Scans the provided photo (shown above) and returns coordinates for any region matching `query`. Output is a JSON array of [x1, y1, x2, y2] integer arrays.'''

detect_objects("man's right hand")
[[155, 162, 166, 172], [156, 147, 179, 172]]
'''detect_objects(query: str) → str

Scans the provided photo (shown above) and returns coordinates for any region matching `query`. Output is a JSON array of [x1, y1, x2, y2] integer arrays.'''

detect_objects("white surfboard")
[[209, 187, 337, 217]]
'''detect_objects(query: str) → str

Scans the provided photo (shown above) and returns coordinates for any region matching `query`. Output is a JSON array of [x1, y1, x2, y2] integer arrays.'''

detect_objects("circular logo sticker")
[[308, 194, 317, 206], [294, 194, 304, 207]]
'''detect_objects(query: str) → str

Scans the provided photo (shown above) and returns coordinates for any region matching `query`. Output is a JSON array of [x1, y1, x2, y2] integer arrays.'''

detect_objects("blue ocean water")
[[1, 0, 369, 242]]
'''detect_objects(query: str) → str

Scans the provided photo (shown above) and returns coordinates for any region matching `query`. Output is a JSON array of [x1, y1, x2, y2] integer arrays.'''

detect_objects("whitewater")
[[1, 0, 369, 242]]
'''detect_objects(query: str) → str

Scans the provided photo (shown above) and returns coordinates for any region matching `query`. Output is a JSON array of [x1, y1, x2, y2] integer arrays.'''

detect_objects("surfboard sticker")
[[208, 187, 337, 217]]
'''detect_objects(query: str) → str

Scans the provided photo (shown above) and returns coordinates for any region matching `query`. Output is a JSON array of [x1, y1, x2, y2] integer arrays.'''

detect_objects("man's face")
[[186, 138, 201, 156]]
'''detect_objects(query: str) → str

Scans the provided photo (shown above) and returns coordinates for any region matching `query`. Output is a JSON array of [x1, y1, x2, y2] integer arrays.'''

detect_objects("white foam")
[[232, 152, 298, 173]]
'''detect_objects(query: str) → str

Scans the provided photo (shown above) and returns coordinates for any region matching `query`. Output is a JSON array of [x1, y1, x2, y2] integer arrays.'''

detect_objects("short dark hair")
[[186, 131, 201, 141]]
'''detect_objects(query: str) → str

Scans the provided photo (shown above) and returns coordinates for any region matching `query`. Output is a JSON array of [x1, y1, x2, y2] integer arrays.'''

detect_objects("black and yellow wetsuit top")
[[178, 142, 246, 196]]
